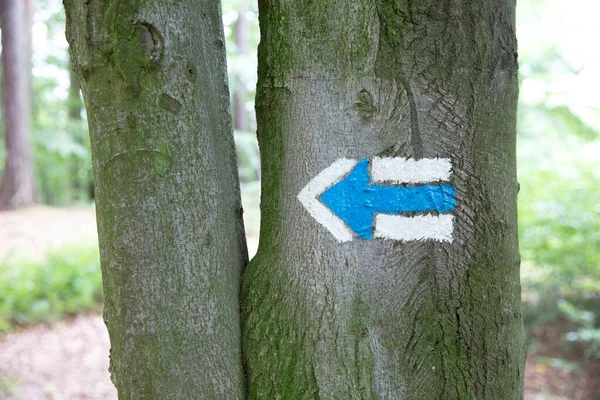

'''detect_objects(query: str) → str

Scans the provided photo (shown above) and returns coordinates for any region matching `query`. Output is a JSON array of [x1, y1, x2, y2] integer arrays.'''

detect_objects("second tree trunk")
[[243, 1, 525, 398]]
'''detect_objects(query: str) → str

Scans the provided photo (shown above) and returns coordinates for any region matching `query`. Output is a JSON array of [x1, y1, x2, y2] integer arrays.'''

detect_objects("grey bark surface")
[[64, 1, 247, 398], [243, 1, 525, 399], [0, 0, 36, 210]]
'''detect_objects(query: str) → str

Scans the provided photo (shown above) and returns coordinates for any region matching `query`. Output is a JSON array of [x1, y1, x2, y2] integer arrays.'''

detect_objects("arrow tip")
[[320, 159, 374, 239], [297, 158, 358, 242]]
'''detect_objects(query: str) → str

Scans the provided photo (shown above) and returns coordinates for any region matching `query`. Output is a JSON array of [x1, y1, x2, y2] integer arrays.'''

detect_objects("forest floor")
[[0, 206, 598, 399]]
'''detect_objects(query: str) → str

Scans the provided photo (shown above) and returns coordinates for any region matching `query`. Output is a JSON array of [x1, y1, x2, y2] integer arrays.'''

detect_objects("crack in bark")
[[397, 70, 424, 159]]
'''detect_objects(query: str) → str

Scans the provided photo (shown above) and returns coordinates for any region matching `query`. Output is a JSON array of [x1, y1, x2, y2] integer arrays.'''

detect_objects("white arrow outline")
[[297, 158, 357, 242]]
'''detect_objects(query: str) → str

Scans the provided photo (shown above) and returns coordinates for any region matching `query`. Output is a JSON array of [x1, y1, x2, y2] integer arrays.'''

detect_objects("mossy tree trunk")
[[243, 0, 525, 399], [64, 1, 247, 398], [0, 0, 36, 210]]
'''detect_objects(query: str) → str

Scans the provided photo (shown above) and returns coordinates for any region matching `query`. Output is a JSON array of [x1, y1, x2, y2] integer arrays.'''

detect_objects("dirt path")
[[0, 315, 116, 400], [0, 206, 98, 261]]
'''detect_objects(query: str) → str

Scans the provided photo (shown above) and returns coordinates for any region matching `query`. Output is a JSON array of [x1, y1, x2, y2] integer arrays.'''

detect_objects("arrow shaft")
[[365, 184, 456, 214]]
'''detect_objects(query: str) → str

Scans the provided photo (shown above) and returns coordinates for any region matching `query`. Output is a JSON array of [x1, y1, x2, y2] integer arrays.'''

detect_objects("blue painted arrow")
[[320, 159, 456, 239]]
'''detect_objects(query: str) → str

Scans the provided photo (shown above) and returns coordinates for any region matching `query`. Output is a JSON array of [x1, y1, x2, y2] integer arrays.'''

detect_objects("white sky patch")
[[374, 214, 454, 242], [371, 157, 452, 184], [297, 158, 357, 242]]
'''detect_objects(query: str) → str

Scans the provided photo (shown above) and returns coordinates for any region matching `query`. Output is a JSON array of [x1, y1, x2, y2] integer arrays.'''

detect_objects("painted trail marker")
[[297, 157, 457, 243]]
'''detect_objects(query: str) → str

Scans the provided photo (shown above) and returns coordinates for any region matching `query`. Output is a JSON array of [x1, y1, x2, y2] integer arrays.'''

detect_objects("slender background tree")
[[0, 0, 37, 209]]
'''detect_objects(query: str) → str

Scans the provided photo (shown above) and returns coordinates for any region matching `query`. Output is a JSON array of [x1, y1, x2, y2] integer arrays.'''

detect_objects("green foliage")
[[33, 98, 93, 205], [0, 373, 18, 396], [519, 147, 600, 284], [29, 3, 94, 206], [234, 130, 260, 183], [518, 129, 600, 360], [516, 0, 600, 361], [535, 356, 580, 374], [0, 243, 103, 333]]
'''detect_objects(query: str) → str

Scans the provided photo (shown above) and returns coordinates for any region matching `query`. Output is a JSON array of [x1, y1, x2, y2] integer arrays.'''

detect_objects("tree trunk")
[[0, 0, 36, 210], [243, 1, 525, 399], [64, 1, 247, 398], [23, 0, 33, 117]]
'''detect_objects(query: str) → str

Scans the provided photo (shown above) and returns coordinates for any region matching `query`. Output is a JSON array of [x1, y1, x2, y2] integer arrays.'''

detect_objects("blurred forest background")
[[0, 0, 598, 399]]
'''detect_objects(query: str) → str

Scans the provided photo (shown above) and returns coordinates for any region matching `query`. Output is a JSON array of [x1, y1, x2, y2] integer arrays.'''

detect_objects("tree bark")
[[0, 0, 36, 210], [64, 1, 247, 398], [243, 1, 525, 399]]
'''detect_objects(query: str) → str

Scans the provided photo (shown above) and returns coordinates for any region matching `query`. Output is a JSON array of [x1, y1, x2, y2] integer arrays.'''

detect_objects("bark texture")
[[243, 1, 525, 399], [0, 0, 36, 210], [64, 1, 247, 398]]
